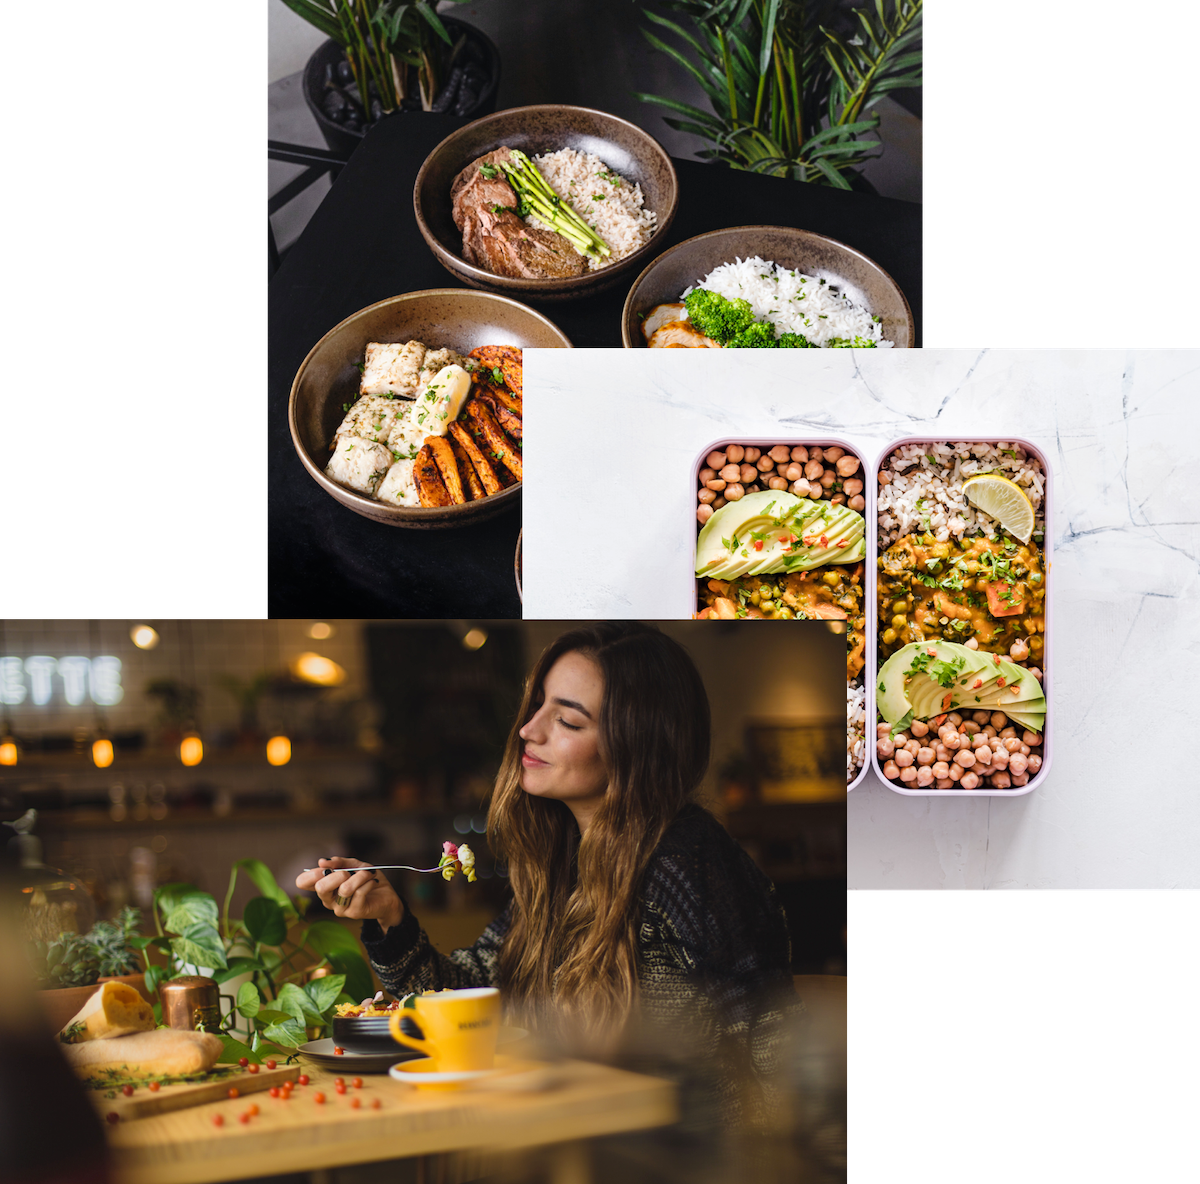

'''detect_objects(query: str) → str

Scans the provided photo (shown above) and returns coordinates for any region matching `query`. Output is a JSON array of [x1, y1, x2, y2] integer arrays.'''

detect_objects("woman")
[[296, 623, 797, 1118]]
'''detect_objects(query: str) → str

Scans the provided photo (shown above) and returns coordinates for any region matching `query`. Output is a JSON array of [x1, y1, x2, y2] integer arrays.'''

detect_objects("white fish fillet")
[[325, 436, 392, 496], [360, 341, 426, 398]]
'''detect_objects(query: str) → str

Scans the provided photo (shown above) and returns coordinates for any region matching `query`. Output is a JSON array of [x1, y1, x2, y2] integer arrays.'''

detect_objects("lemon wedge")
[[961, 474, 1036, 542]]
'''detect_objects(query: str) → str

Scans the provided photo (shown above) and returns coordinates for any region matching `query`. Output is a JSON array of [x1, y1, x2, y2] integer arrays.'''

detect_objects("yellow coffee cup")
[[388, 987, 500, 1072]]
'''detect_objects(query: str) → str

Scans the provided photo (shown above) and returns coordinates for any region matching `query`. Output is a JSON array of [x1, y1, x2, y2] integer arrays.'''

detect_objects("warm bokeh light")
[[290, 652, 346, 686], [266, 735, 292, 766], [179, 734, 204, 767], [0, 740, 17, 766], [462, 628, 488, 651], [130, 625, 160, 649], [91, 738, 114, 768], [308, 622, 334, 640]]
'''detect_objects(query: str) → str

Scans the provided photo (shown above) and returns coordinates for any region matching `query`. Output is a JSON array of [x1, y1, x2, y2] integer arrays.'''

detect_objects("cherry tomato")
[[121, 1085, 134, 1097], [238, 1057, 249, 1068], [352, 1077, 363, 1089], [265, 1059, 277, 1070], [238, 1112, 251, 1125], [269, 1087, 280, 1098], [371, 1098, 382, 1110], [148, 1082, 161, 1092], [334, 1077, 344, 1087], [350, 1097, 361, 1109], [314, 1092, 326, 1104], [227, 1087, 240, 1099], [297, 1074, 310, 1085], [105, 1112, 119, 1125], [334, 1046, 345, 1055], [335, 1083, 346, 1095], [248, 1104, 260, 1117], [212, 1114, 225, 1127], [247, 1064, 260, 1074]]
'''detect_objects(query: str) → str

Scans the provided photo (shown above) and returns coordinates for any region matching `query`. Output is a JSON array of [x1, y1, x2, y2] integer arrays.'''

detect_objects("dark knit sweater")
[[361, 805, 799, 1120]]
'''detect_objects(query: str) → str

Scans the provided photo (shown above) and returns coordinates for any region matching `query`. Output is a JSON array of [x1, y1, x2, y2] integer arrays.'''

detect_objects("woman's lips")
[[522, 749, 549, 768]]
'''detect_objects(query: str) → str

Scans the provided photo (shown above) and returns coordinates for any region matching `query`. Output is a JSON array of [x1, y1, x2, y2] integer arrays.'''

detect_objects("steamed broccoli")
[[827, 335, 878, 348], [683, 289, 756, 343], [725, 321, 780, 349], [776, 332, 816, 348]]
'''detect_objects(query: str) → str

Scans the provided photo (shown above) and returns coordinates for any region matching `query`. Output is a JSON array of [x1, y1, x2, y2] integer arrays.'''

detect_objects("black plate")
[[297, 1037, 423, 1074]]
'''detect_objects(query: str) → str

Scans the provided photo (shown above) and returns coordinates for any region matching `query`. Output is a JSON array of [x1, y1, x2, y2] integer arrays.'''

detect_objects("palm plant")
[[279, 0, 476, 112], [634, 0, 922, 188]]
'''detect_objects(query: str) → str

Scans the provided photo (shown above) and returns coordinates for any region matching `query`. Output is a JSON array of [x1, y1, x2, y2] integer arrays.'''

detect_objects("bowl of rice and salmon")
[[621, 226, 913, 348], [873, 440, 1051, 795], [688, 438, 871, 788], [415, 105, 678, 300]]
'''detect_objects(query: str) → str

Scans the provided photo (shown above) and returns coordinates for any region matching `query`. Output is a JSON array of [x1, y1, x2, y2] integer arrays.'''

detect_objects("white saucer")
[[389, 1052, 538, 1090]]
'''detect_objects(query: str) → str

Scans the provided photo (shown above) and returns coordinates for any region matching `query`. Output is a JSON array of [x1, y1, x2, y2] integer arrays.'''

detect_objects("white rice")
[[877, 442, 1046, 548], [525, 149, 656, 271], [682, 256, 891, 347], [847, 679, 866, 783]]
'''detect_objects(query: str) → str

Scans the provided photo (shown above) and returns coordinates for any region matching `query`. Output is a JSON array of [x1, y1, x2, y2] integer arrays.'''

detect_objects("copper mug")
[[160, 975, 234, 1033]]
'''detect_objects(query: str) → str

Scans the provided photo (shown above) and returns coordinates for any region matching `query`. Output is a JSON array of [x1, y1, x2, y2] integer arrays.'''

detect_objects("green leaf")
[[211, 956, 264, 985], [235, 981, 261, 1019], [170, 923, 228, 970], [275, 0, 344, 44], [144, 964, 166, 998], [276, 983, 323, 1026], [303, 974, 347, 1017], [759, 0, 781, 76], [243, 897, 287, 947], [234, 859, 297, 922], [163, 890, 219, 935], [128, 935, 171, 952], [215, 1033, 264, 1065], [262, 1018, 308, 1049], [253, 1009, 294, 1026], [414, 1, 450, 44], [304, 922, 375, 1003]]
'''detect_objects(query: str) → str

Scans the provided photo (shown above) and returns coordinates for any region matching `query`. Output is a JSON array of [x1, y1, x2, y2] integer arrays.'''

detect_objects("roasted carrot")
[[427, 437, 466, 505], [449, 421, 503, 496]]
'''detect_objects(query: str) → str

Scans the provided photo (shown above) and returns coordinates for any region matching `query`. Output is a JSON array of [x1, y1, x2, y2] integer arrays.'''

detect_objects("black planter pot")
[[303, 19, 501, 159]]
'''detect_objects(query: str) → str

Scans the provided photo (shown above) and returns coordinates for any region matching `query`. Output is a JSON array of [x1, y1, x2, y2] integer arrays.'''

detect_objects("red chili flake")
[[753, 540, 764, 551], [1010, 685, 1021, 696], [942, 693, 953, 710], [972, 678, 983, 689], [997, 676, 1006, 687], [820, 535, 829, 547]]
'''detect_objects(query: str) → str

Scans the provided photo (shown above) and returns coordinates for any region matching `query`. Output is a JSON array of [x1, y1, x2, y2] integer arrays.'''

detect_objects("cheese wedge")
[[59, 981, 155, 1044], [62, 1027, 223, 1080]]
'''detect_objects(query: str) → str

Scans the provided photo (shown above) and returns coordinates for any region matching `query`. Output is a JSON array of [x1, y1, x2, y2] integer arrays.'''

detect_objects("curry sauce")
[[877, 535, 1045, 660]]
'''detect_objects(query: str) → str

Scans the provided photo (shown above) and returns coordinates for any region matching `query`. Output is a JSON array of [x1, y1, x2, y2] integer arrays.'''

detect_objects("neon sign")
[[0, 657, 123, 706]]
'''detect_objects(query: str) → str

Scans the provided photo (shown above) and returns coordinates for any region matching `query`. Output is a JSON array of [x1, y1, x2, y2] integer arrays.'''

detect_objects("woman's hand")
[[294, 858, 404, 933]]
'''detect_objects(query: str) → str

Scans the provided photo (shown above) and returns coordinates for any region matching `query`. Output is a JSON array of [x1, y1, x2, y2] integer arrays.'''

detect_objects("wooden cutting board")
[[89, 1063, 300, 1122]]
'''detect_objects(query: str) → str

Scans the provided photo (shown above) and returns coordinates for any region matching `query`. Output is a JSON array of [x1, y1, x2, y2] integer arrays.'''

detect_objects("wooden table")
[[106, 1058, 676, 1184]]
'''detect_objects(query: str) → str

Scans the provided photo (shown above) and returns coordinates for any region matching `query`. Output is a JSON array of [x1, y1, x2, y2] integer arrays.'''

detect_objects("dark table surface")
[[269, 113, 921, 617]]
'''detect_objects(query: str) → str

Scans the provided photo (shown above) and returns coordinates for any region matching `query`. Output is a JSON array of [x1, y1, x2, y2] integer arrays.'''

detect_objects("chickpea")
[[971, 710, 990, 725], [909, 719, 929, 738], [983, 725, 997, 739], [831, 493, 847, 505], [697, 505, 713, 525], [822, 446, 844, 462], [882, 760, 900, 780], [725, 483, 745, 501], [935, 745, 951, 763], [1009, 639, 1030, 662], [878, 469, 892, 485], [1022, 730, 1042, 747], [706, 451, 727, 469], [959, 772, 980, 790], [894, 749, 914, 768], [942, 731, 962, 751], [1029, 667, 1043, 682], [822, 571, 840, 588], [835, 454, 860, 477], [809, 447, 824, 462], [734, 465, 753, 486], [964, 636, 979, 650], [953, 750, 976, 769], [698, 467, 715, 484], [756, 455, 775, 473], [989, 770, 1012, 789], [877, 737, 895, 759], [1008, 753, 1028, 776], [790, 480, 808, 498], [881, 627, 898, 645], [743, 447, 761, 463], [820, 469, 837, 489], [877, 723, 892, 737], [843, 478, 864, 496], [720, 464, 741, 482], [1003, 738, 1021, 754], [1010, 771, 1029, 787], [972, 732, 990, 750], [960, 721, 979, 737], [932, 760, 950, 779], [974, 746, 992, 766], [1027, 754, 1042, 774], [725, 444, 745, 464], [804, 459, 823, 481], [905, 739, 920, 757], [785, 462, 804, 482], [947, 713, 963, 727], [705, 478, 726, 492], [916, 765, 934, 787], [698, 488, 716, 505], [848, 495, 866, 511], [947, 763, 963, 781], [768, 476, 789, 490], [1000, 726, 1017, 739], [931, 715, 948, 728], [892, 731, 909, 745], [712, 496, 727, 510], [790, 446, 808, 463], [916, 747, 935, 766], [990, 712, 1008, 730], [899, 765, 917, 783], [768, 444, 791, 463], [806, 481, 824, 499], [935, 778, 955, 790], [1018, 743, 1031, 756], [889, 615, 905, 631]]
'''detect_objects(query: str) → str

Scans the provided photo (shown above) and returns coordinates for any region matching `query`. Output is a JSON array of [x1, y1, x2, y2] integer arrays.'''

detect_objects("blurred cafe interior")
[[1, 619, 846, 1184]]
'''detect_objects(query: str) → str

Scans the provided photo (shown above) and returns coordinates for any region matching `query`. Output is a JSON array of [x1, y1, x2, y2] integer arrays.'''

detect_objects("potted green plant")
[[634, 0, 921, 189], [279, 1, 502, 157], [134, 859, 375, 1062]]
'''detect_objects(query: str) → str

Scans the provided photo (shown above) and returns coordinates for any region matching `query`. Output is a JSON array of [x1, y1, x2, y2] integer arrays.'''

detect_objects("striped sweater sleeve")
[[360, 900, 512, 996]]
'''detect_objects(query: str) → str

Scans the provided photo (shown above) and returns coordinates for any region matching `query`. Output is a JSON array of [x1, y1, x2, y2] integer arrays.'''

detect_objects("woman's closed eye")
[[556, 716, 582, 731]]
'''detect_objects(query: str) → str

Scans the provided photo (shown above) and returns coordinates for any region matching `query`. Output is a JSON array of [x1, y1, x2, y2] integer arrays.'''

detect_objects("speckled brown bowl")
[[414, 105, 678, 302], [620, 226, 914, 348], [289, 289, 571, 529]]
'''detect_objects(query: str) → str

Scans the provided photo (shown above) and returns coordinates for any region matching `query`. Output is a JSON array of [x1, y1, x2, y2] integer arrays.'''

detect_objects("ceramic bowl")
[[620, 226, 914, 348], [414, 105, 678, 302], [289, 289, 570, 529]]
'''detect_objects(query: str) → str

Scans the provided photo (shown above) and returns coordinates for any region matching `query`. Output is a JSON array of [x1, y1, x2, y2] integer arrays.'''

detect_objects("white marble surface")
[[524, 348, 1200, 887]]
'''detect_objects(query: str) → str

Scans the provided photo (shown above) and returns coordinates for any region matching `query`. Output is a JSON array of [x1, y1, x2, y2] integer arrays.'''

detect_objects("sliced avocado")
[[695, 491, 805, 578], [1003, 705, 1046, 732], [907, 643, 993, 720]]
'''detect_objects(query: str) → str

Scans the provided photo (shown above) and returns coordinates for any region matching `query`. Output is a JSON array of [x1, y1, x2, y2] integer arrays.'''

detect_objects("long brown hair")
[[487, 623, 711, 1047]]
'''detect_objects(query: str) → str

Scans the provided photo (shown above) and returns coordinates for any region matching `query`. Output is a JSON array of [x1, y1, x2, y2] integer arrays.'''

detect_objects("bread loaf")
[[62, 1027, 223, 1080], [59, 981, 155, 1043]]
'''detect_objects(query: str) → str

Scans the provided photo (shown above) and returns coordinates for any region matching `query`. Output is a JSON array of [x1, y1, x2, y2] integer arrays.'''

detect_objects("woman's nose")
[[519, 706, 545, 741]]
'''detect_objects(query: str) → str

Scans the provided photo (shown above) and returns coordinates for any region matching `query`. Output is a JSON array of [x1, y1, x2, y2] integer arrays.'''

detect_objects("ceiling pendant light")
[[91, 734, 114, 768], [266, 734, 291, 766], [0, 733, 19, 766], [179, 731, 204, 767]]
